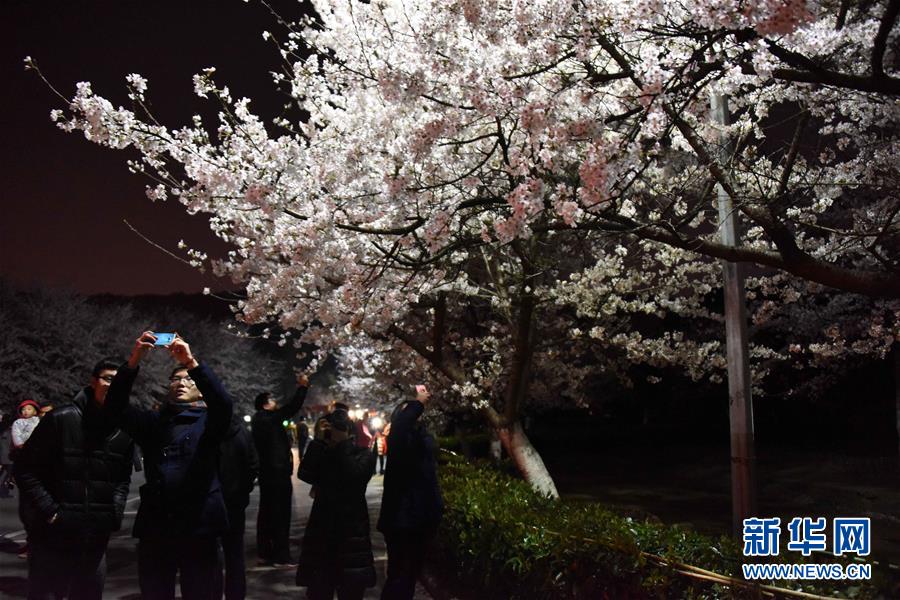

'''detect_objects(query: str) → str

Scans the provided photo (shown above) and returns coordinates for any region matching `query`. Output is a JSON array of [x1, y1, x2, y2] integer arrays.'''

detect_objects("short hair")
[[92, 358, 120, 378], [169, 366, 190, 379], [255, 392, 273, 411]]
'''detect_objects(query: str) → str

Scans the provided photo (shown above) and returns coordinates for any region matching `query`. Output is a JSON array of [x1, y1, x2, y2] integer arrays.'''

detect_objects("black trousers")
[[138, 534, 219, 600], [256, 475, 293, 563], [377, 454, 386, 474], [380, 530, 431, 600], [27, 539, 107, 600], [215, 508, 248, 600], [306, 580, 366, 600]]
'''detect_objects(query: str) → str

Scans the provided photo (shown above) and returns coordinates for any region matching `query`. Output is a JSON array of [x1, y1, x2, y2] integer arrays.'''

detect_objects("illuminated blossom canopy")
[[38, 0, 900, 493]]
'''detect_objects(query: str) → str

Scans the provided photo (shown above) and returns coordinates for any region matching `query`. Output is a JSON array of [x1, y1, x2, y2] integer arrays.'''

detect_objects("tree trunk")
[[498, 420, 559, 499]]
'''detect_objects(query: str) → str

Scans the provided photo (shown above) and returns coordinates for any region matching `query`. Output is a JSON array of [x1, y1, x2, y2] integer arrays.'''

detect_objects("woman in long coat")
[[296, 409, 376, 600]]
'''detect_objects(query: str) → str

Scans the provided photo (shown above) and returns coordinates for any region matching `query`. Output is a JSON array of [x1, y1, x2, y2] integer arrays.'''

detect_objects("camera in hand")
[[324, 408, 352, 441]]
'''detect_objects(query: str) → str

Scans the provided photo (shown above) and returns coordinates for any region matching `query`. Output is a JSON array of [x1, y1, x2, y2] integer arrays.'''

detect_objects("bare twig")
[[122, 219, 195, 266]]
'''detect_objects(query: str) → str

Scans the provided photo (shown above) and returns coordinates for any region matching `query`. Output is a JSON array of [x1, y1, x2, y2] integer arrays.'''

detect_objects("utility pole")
[[710, 93, 757, 537]]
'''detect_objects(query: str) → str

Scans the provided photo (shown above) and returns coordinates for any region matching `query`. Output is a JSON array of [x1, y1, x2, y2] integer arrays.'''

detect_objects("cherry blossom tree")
[[39, 0, 900, 494]]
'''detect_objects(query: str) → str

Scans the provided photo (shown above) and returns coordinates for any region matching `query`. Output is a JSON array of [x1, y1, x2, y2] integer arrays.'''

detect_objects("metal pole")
[[710, 93, 757, 537]]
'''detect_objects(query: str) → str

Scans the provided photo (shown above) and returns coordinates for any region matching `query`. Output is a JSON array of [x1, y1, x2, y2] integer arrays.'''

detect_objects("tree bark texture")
[[498, 420, 559, 499]]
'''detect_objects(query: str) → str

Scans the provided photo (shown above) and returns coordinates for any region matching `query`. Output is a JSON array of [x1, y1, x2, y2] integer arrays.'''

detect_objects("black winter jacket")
[[14, 388, 133, 548], [105, 362, 233, 539], [296, 438, 376, 589], [219, 415, 259, 513], [251, 386, 307, 479], [377, 401, 443, 534]]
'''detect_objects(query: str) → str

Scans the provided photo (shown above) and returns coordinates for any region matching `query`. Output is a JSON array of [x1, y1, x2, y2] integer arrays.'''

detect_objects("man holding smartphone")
[[105, 331, 233, 599]]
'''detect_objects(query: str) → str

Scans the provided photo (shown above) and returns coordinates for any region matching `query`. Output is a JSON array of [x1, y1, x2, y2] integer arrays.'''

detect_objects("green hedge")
[[434, 457, 886, 599], [436, 433, 492, 457]]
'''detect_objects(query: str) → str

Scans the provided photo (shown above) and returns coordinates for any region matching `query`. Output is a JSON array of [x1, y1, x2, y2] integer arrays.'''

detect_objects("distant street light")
[[243, 415, 251, 423]]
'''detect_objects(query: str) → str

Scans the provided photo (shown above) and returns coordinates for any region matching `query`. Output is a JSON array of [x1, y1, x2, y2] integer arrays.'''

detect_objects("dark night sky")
[[2, 1, 302, 295]]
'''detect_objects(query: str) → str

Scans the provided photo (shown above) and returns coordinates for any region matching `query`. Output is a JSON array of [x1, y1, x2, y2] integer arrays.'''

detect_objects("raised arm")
[[273, 373, 310, 421], [388, 385, 430, 456], [103, 332, 159, 447], [387, 400, 425, 452], [189, 362, 233, 443]]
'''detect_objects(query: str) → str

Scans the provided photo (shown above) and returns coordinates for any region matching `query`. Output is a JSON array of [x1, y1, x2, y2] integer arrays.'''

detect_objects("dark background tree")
[[0, 280, 297, 418]]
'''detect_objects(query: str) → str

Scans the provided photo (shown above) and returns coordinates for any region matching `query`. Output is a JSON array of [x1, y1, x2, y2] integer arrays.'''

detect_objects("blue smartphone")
[[152, 332, 176, 346]]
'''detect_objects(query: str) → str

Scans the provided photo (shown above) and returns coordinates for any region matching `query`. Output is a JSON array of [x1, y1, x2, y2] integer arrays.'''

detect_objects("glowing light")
[[243, 415, 251, 423]]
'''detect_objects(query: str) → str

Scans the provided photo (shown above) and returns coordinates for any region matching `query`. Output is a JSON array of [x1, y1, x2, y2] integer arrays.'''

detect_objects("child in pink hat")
[[12, 399, 41, 449]]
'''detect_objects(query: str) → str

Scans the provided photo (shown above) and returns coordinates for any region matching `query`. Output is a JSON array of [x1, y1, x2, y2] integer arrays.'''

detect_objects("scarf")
[[165, 399, 208, 413]]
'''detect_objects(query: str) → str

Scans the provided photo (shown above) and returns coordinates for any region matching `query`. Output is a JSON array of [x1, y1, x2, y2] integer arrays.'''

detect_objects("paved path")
[[0, 451, 434, 599]]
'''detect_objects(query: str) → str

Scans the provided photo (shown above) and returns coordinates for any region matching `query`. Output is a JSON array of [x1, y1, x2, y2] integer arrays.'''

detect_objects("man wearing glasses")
[[14, 359, 135, 600], [106, 331, 233, 600]]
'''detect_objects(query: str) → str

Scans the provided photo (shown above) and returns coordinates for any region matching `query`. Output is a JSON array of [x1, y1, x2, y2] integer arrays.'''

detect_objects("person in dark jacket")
[[251, 375, 308, 566], [106, 331, 233, 600], [14, 358, 134, 600], [0, 414, 13, 498], [213, 414, 259, 600], [378, 384, 443, 600], [296, 407, 376, 600]]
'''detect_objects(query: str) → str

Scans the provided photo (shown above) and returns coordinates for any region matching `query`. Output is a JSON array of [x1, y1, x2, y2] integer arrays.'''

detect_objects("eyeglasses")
[[169, 376, 195, 386], [97, 375, 115, 383]]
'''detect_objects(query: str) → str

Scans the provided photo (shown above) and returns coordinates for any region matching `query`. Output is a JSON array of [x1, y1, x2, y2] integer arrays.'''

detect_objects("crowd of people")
[[3, 331, 443, 600]]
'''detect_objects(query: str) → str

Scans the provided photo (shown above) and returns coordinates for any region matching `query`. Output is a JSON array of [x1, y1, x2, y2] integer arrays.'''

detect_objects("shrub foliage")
[[435, 458, 885, 599]]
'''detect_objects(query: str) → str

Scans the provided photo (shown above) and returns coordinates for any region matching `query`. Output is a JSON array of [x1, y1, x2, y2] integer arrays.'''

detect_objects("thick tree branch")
[[579, 220, 900, 298], [772, 67, 900, 94], [776, 111, 809, 199], [335, 217, 425, 235], [836, 0, 850, 30], [873, 0, 900, 79], [766, 37, 900, 94]]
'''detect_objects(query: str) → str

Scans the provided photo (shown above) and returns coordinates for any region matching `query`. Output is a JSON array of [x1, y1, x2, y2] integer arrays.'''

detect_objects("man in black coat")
[[378, 385, 443, 600], [215, 414, 259, 600], [251, 375, 308, 566], [296, 408, 376, 600], [107, 332, 233, 600], [15, 358, 134, 600]]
